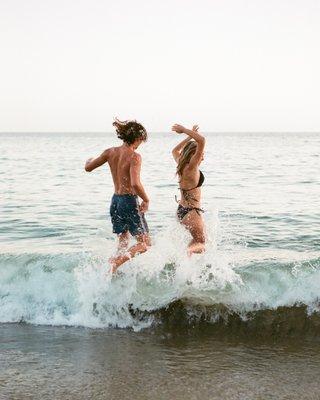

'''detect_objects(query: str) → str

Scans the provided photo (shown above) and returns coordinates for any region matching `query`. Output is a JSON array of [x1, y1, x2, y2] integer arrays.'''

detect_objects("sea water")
[[1, 132, 320, 399]]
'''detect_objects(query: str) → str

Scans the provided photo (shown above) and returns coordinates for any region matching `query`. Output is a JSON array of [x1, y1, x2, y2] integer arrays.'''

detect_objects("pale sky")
[[1, 0, 319, 132]]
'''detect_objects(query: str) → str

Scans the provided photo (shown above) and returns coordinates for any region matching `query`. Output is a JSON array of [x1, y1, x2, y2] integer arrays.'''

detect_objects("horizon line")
[[1, 131, 320, 135]]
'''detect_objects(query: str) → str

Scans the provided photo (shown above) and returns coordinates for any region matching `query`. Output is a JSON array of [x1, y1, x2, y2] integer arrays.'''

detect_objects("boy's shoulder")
[[130, 151, 142, 164]]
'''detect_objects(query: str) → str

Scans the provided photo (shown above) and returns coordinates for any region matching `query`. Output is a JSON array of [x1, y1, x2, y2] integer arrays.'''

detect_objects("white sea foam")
[[1, 133, 320, 331], [1, 218, 320, 331]]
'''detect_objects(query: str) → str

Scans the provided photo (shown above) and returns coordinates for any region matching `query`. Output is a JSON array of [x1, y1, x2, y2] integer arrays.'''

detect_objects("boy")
[[85, 118, 151, 273]]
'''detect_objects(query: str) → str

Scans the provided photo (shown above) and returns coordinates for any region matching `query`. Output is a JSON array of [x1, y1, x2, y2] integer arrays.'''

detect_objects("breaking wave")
[[1, 227, 320, 337]]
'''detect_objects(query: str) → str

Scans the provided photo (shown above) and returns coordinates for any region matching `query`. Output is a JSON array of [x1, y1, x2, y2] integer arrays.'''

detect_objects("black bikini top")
[[180, 170, 205, 192]]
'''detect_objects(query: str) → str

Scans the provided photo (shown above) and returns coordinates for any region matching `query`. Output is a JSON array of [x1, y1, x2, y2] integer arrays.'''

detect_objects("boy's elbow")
[[132, 182, 140, 191], [85, 165, 92, 172]]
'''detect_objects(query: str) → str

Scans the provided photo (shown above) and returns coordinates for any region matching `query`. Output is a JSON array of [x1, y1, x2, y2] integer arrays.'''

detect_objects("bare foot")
[[108, 257, 118, 274], [108, 253, 131, 274]]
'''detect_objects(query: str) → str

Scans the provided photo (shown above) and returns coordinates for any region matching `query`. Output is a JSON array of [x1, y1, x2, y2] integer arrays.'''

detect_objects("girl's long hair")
[[176, 141, 197, 176]]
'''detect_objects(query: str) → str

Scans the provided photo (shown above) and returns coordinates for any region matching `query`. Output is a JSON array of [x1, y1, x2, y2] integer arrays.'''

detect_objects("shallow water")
[[1, 132, 319, 331], [1, 132, 320, 398]]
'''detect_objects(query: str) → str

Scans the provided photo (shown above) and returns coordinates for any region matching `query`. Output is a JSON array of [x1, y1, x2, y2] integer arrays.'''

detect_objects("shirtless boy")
[[85, 119, 151, 273]]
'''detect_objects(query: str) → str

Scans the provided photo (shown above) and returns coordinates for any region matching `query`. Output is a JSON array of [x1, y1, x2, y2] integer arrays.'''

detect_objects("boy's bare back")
[[107, 145, 138, 195]]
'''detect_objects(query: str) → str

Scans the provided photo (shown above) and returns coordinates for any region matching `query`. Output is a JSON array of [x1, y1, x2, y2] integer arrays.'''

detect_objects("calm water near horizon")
[[1, 132, 320, 399]]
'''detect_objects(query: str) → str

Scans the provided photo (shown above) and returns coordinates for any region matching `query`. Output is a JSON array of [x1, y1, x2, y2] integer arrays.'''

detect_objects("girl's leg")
[[187, 240, 205, 256], [182, 211, 206, 256]]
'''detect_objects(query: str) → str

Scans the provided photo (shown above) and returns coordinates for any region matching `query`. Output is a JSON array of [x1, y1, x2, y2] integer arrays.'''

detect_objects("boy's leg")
[[109, 195, 151, 273], [109, 234, 150, 274], [117, 231, 130, 253]]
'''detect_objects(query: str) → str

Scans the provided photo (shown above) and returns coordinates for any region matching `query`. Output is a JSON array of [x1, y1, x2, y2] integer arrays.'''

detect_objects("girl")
[[172, 124, 206, 255]]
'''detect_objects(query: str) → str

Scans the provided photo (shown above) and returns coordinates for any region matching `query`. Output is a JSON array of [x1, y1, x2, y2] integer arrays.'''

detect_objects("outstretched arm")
[[85, 149, 110, 172], [172, 124, 205, 167], [171, 125, 199, 163], [130, 153, 149, 213]]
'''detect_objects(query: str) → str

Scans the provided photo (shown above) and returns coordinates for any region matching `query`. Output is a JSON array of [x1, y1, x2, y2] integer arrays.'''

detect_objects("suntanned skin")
[[172, 124, 206, 256], [85, 139, 151, 273]]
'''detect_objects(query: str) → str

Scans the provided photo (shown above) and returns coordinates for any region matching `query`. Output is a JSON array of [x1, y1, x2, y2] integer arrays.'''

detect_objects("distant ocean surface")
[[1, 132, 320, 399]]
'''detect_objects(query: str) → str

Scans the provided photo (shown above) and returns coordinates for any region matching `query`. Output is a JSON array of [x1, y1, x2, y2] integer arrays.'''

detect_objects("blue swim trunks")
[[110, 194, 149, 236]]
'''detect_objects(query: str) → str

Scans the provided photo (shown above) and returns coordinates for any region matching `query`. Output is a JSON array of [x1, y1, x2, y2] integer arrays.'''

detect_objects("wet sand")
[[1, 324, 320, 400]]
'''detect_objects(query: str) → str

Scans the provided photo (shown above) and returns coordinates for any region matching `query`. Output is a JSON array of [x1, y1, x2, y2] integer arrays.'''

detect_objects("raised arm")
[[172, 124, 205, 167], [172, 136, 192, 163], [130, 153, 149, 213], [85, 149, 110, 172], [171, 125, 200, 163]]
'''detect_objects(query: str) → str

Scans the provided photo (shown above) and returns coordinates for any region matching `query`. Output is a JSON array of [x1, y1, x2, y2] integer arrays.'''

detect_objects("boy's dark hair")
[[113, 118, 147, 145]]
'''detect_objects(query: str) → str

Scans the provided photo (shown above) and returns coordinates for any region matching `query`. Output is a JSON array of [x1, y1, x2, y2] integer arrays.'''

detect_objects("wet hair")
[[112, 118, 147, 145], [176, 141, 197, 176]]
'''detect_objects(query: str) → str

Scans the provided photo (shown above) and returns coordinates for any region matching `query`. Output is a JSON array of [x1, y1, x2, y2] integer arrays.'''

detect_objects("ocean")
[[1, 132, 320, 399]]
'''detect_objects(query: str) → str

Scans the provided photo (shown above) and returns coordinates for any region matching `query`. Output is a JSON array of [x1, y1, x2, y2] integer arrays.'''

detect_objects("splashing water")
[[1, 132, 320, 335], [1, 214, 320, 334]]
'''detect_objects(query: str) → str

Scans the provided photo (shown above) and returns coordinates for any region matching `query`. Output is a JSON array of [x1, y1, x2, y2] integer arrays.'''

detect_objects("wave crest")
[[1, 250, 320, 336]]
